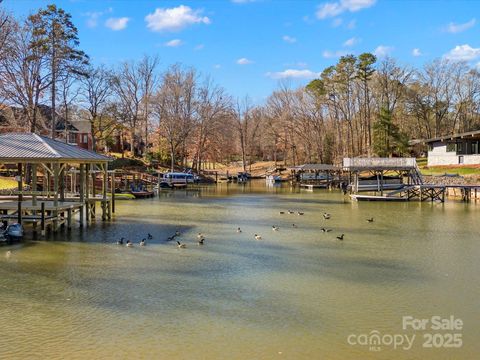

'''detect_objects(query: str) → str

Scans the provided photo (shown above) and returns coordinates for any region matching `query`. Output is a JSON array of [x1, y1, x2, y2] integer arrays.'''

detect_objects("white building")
[[413, 130, 480, 166]]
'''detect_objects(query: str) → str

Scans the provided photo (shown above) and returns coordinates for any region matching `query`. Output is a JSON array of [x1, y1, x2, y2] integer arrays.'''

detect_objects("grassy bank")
[[0, 177, 17, 190], [416, 158, 480, 176]]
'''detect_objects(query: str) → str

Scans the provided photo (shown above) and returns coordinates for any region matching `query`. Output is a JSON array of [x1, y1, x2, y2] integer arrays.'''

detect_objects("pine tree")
[[28, 4, 89, 138], [373, 107, 408, 157]]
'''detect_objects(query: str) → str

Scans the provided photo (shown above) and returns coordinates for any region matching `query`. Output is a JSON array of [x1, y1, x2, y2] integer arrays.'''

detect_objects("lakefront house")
[[412, 129, 480, 166]]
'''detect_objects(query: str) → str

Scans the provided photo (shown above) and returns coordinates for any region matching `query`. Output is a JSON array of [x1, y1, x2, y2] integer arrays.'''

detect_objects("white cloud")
[[84, 7, 112, 28], [373, 45, 393, 57], [316, 0, 376, 19], [266, 69, 320, 79], [145, 5, 211, 32], [105, 17, 129, 31], [343, 37, 358, 47], [444, 44, 480, 61], [282, 35, 297, 43], [237, 58, 253, 65], [412, 48, 422, 57], [322, 49, 349, 58], [194, 44, 204, 50], [85, 11, 103, 28], [445, 18, 476, 34], [165, 39, 183, 47]]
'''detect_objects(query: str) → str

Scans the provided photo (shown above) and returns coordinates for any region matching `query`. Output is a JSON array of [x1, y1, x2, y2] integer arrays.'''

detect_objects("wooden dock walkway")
[[0, 197, 111, 236], [350, 183, 480, 202]]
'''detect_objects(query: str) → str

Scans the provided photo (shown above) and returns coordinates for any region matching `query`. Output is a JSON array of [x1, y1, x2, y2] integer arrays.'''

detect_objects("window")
[[68, 133, 77, 144], [446, 143, 456, 152], [459, 155, 464, 164], [472, 141, 479, 155], [456, 142, 465, 155], [83, 135, 88, 144]]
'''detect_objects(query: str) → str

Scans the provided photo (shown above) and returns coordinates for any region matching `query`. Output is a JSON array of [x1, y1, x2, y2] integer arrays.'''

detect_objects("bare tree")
[[193, 77, 232, 172], [58, 72, 81, 142], [153, 64, 197, 171], [0, 7, 13, 63], [138, 55, 160, 157], [0, 18, 50, 132], [111, 61, 144, 156], [80, 65, 112, 150]]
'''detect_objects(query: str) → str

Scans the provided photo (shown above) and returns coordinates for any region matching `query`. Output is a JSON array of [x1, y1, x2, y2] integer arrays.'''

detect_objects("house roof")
[[55, 121, 79, 132], [0, 133, 111, 163], [410, 129, 480, 145], [70, 119, 91, 134]]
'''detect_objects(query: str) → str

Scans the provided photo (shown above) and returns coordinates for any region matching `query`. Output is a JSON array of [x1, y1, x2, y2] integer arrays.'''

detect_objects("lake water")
[[0, 182, 479, 359]]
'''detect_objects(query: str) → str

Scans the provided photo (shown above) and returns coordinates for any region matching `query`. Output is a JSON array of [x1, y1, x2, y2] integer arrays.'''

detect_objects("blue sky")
[[3, 0, 480, 102]]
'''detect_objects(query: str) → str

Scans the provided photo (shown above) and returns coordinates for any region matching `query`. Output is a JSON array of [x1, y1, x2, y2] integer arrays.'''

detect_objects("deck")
[[0, 197, 112, 235], [350, 194, 408, 201]]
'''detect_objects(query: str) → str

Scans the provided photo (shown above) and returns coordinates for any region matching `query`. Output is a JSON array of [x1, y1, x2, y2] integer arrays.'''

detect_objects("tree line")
[[1, 4, 480, 172]]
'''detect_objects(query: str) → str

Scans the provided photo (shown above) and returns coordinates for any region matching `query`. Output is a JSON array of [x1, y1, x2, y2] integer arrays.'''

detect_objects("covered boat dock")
[[343, 157, 424, 195], [289, 164, 343, 189], [0, 133, 113, 236]]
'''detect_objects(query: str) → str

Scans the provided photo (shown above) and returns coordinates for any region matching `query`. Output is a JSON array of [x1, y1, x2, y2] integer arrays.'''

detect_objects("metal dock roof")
[[0, 133, 111, 163]]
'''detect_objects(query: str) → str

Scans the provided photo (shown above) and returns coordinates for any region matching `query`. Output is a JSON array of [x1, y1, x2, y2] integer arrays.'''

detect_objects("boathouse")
[[343, 157, 423, 195], [411, 129, 480, 166], [289, 164, 342, 189], [0, 133, 113, 236]]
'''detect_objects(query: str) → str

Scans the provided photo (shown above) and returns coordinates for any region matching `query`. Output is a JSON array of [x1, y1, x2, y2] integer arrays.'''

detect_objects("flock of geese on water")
[[110, 210, 376, 249], [3, 210, 376, 257]]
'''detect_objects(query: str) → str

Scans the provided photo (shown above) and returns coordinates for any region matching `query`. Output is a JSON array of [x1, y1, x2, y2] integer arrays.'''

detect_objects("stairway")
[[411, 161, 424, 185]]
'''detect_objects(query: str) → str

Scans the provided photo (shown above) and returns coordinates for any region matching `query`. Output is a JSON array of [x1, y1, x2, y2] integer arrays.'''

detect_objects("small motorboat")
[[130, 190, 155, 198], [266, 174, 282, 183], [4, 223, 24, 241], [130, 183, 155, 198], [0, 225, 6, 243]]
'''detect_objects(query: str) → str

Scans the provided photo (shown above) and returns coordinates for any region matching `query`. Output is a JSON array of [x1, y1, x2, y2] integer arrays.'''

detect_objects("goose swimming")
[[177, 241, 186, 248]]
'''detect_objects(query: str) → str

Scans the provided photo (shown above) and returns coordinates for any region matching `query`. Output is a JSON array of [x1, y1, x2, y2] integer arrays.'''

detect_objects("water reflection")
[[0, 181, 479, 359]]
